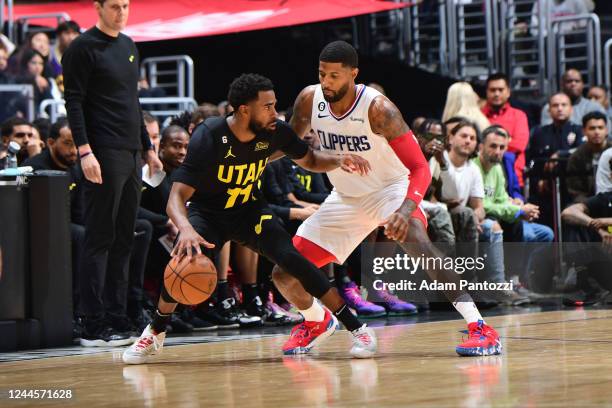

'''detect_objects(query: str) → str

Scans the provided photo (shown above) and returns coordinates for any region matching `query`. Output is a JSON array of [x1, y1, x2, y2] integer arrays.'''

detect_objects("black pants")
[[71, 223, 85, 314], [185, 201, 331, 299], [79, 148, 142, 318]]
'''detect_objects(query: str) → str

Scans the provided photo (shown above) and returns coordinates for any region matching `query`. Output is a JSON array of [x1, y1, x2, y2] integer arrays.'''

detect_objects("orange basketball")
[[164, 254, 217, 305]]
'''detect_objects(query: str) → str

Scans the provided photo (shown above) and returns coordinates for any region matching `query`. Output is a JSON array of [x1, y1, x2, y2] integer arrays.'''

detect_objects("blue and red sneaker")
[[282, 308, 339, 355], [456, 320, 502, 356], [341, 282, 386, 318]]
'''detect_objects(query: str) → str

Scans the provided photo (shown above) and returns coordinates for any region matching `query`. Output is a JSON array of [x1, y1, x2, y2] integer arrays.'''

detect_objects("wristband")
[[80, 151, 92, 159]]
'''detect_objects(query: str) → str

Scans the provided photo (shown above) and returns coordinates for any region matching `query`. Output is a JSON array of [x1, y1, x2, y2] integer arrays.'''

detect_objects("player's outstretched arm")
[[293, 149, 371, 175], [167, 182, 214, 261], [369, 95, 431, 241]]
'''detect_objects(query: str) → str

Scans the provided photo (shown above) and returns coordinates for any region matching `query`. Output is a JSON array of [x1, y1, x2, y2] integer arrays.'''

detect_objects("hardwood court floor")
[[2, 309, 612, 407]]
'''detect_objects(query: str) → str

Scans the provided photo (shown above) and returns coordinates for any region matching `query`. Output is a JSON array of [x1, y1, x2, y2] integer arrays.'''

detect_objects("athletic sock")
[[217, 279, 230, 302], [298, 299, 325, 322], [242, 283, 259, 305], [151, 310, 171, 334], [334, 304, 362, 332], [452, 294, 484, 324]]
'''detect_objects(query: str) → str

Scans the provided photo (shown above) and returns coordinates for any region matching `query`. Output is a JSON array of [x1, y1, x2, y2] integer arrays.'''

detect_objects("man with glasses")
[[1, 116, 33, 166]]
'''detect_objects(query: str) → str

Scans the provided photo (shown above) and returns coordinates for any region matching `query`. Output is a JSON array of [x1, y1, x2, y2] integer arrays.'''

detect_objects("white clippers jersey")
[[311, 84, 408, 197]]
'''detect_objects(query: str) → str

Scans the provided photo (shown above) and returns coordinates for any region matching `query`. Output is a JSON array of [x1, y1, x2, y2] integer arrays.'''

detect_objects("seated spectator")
[[474, 125, 553, 243], [1, 116, 33, 165], [528, 93, 583, 226], [442, 82, 490, 133], [482, 73, 530, 187], [27, 120, 46, 158], [169, 105, 220, 135], [32, 117, 51, 143], [541, 69, 606, 127], [8, 32, 55, 79], [587, 85, 612, 119], [143, 111, 160, 153], [437, 121, 524, 303], [596, 147, 612, 193], [0, 42, 12, 84], [561, 192, 612, 303], [17, 49, 61, 108], [50, 21, 81, 78], [567, 112, 611, 203]]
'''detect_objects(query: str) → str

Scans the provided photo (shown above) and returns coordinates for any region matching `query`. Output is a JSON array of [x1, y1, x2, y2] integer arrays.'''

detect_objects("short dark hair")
[[417, 118, 446, 140], [485, 73, 509, 88], [1, 116, 30, 138], [32, 117, 51, 142], [227, 73, 274, 109], [56, 20, 80, 35], [449, 119, 480, 140], [443, 116, 468, 127], [319, 41, 358, 68], [481, 125, 509, 143], [49, 118, 70, 140], [582, 111, 608, 128], [161, 125, 188, 146], [142, 111, 157, 125]]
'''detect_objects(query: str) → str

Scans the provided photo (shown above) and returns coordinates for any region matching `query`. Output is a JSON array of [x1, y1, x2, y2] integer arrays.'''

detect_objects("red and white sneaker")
[[350, 324, 377, 358], [282, 309, 339, 355], [456, 320, 502, 356], [122, 324, 166, 364]]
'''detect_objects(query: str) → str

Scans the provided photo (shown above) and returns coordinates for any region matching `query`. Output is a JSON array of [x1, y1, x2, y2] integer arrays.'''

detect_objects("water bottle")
[[6, 141, 20, 169]]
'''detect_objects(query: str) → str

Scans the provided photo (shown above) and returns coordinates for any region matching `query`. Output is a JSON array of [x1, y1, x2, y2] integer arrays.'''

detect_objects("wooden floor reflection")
[[3, 309, 612, 407]]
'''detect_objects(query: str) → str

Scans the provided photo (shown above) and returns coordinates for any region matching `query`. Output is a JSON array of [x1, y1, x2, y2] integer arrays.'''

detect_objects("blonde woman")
[[442, 82, 490, 133]]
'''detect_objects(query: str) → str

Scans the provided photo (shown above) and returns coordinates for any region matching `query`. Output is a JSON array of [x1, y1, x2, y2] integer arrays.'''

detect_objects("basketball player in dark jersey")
[[123, 73, 377, 364]]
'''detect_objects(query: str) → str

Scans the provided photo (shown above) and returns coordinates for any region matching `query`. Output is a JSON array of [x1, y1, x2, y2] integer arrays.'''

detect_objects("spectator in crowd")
[[437, 120, 521, 302], [9, 32, 55, 79], [411, 117, 426, 133], [474, 125, 553, 243], [587, 85, 612, 123], [1, 116, 33, 165], [482, 73, 530, 187], [50, 21, 81, 77], [17, 49, 61, 108], [541, 69, 606, 126], [27, 121, 46, 158], [529, 93, 583, 226], [531, 0, 589, 37], [596, 147, 612, 193], [566, 111, 611, 203], [142, 111, 160, 153], [562, 191, 612, 303], [442, 82, 490, 133], [0, 42, 11, 82]]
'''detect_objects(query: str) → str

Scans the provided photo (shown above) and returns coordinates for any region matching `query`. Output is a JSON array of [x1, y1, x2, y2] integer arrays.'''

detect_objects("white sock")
[[299, 299, 325, 322], [453, 301, 484, 324]]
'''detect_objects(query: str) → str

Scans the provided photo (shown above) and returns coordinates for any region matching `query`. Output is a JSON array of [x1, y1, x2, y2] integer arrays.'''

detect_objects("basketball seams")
[[164, 256, 217, 305]]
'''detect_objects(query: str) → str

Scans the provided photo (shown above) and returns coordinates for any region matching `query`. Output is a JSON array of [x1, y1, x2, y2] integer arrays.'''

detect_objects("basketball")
[[163, 254, 217, 305]]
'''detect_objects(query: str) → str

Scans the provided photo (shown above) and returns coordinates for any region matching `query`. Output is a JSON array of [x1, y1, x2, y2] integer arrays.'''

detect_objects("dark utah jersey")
[[172, 116, 309, 211]]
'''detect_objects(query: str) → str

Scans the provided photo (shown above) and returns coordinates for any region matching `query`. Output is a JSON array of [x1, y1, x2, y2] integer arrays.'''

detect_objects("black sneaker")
[[169, 314, 194, 333], [181, 308, 218, 331], [244, 296, 266, 318], [212, 297, 262, 329], [80, 318, 132, 347], [108, 314, 140, 340]]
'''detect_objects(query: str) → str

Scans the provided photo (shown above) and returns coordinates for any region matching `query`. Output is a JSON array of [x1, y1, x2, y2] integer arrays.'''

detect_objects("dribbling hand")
[[171, 226, 215, 262], [383, 211, 410, 241]]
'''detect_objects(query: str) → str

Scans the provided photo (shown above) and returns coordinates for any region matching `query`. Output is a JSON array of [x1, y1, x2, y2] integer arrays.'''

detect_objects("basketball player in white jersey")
[[273, 41, 501, 357]]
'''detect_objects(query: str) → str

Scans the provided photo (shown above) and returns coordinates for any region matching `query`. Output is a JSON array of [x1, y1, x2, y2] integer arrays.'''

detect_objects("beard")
[[323, 82, 350, 103], [248, 118, 274, 134], [57, 152, 77, 167]]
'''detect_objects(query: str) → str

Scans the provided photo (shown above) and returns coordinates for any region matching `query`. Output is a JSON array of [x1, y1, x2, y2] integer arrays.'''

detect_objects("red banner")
[[10, 0, 408, 42]]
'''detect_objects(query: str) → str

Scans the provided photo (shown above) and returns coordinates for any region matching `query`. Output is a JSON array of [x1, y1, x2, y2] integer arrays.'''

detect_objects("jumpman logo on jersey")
[[254, 215, 273, 235], [224, 146, 236, 159]]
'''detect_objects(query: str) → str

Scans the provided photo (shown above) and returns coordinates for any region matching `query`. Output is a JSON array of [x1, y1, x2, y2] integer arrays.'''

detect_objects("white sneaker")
[[350, 324, 377, 358], [122, 324, 166, 365]]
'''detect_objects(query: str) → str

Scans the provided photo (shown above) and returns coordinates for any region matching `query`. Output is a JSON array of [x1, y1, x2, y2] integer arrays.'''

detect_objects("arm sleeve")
[[62, 42, 93, 147], [272, 121, 309, 160], [389, 130, 432, 206]]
